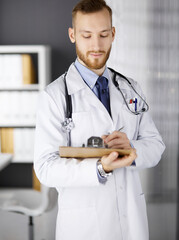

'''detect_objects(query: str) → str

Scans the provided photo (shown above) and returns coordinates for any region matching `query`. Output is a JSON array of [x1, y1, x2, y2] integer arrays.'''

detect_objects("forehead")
[[74, 8, 112, 31]]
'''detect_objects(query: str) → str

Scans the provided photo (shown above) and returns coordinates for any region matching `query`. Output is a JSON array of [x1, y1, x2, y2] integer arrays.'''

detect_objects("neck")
[[77, 57, 105, 76]]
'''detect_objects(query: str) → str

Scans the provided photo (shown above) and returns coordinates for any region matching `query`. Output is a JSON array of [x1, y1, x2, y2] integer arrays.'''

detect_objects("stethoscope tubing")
[[62, 68, 149, 146]]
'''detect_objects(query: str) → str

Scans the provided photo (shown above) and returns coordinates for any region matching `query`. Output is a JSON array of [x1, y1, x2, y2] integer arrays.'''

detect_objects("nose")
[[91, 35, 102, 51]]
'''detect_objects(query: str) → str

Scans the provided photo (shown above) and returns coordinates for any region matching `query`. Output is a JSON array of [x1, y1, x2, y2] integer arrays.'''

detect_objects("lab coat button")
[[120, 186, 123, 190]]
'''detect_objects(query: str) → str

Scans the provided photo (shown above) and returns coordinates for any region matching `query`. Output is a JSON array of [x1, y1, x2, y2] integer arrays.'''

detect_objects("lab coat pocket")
[[138, 193, 148, 235], [57, 206, 101, 240], [71, 111, 93, 147], [126, 98, 136, 112], [139, 193, 147, 213]]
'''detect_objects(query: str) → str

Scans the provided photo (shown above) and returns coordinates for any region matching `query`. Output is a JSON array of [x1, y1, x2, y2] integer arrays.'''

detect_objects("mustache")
[[87, 51, 105, 54]]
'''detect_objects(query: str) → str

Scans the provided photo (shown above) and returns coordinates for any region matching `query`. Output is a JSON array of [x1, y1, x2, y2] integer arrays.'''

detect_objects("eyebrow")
[[79, 29, 111, 33]]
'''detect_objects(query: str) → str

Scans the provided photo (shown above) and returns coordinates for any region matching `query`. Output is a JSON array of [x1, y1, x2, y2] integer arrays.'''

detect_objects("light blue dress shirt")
[[75, 59, 110, 98]]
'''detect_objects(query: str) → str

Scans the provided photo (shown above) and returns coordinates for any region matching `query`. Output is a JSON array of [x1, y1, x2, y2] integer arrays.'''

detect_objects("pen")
[[107, 126, 124, 135], [134, 98, 137, 112], [118, 126, 124, 131]]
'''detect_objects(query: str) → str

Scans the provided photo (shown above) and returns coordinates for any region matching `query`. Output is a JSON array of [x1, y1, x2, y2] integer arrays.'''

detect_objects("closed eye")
[[83, 35, 91, 39], [100, 34, 109, 38]]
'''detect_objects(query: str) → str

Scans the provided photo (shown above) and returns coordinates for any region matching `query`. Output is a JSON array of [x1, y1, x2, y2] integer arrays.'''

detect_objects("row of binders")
[[0, 91, 39, 126], [0, 128, 35, 162], [0, 54, 36, 87]]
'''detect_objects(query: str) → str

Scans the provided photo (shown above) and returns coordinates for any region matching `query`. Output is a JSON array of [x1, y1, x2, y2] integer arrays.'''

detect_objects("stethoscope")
[[108, 67, 149, 115], [61, 68, 149, 146]]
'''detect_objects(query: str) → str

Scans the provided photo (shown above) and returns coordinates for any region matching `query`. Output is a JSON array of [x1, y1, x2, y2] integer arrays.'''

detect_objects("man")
[[34, 0, 165, 239]]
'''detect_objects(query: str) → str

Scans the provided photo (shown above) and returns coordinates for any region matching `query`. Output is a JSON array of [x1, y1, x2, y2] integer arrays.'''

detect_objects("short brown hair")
[[72, 0, 112, 26]]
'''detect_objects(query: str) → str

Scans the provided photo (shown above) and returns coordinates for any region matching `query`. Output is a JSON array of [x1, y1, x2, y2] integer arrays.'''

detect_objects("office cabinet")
[[0, 45, 51, 163]]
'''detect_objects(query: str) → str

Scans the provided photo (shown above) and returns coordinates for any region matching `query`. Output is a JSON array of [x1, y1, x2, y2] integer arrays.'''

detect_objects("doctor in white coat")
[[34, 0, 165, 239]]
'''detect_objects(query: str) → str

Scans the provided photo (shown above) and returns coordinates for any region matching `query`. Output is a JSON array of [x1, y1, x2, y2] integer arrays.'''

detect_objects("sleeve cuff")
[[96, 162, 107, 184], [130, 141, 136, 166]]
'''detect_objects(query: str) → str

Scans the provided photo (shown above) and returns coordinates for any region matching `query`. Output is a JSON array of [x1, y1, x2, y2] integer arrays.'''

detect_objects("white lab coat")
[[34, 63, 165, 240]]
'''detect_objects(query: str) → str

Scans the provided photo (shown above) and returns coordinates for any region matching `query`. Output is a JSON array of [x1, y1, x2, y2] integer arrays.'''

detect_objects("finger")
[[107, 138, 130, 149], [107, 138, 124, 148], [104, 131, 119, 142], [123, 150, 137, 165], [110, 144, 131, 149], [110, 155, 128, 168], [104, 131, 124, 144], [101, 151, 118, 165], [101, 135, 108, 140], [111, 150, 137, 168], [131, 148, 137, 154], [101, 151, 119, 172]]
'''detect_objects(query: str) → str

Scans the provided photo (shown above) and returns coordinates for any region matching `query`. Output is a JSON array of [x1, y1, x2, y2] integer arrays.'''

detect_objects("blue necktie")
[[96, 76, 111, 115]]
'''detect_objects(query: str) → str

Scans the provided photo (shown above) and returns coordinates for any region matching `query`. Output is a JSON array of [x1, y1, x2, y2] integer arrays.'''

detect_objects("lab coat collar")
[[66, 62, 129, 97], [66, 62, 110, 95], [66, 63, 113, 123], [66, 63, 86, 95], [65, 64, 125, 128]]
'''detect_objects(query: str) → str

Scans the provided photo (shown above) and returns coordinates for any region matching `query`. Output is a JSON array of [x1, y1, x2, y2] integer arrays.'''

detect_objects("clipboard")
[[59, 146, 132, 158]]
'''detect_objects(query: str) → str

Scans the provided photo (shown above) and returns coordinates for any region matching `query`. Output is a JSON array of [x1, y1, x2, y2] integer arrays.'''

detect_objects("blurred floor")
[[0, 202, 57, 240], [147, 201, 176, 240], [0, 201, 176, 240]]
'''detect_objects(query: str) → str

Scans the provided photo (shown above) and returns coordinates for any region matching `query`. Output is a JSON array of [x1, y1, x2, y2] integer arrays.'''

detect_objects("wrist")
[[97, 159, 113, 178]]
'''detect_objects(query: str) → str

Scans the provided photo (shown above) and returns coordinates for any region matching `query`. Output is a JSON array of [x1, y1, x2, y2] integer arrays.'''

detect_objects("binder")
[[33, 168, 41, 191], [0, 128, 14, 154], [22, 54, 36, 84], [0, 54, 36, 86]]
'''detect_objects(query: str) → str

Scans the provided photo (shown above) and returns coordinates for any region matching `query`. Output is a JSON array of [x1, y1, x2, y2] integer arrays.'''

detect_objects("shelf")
[[12, 158, 32, 163], [0, 124, 35, 128], [0, 84, 40, 91], [0, 45, 51, 163], [0, 153, 12, 170], [0, 45, 49, 54], [0, 45, 51, 90]]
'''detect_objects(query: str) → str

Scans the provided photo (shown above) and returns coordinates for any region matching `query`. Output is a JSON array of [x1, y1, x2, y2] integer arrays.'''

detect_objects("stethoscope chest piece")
[[61, 118, 75, 133]]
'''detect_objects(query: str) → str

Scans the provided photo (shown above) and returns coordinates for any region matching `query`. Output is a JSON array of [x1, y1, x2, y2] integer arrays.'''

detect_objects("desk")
[[0, 153, 12, 171]]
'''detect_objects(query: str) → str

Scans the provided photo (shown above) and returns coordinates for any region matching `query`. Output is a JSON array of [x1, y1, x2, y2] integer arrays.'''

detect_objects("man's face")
[[69, 8, 115, 71]]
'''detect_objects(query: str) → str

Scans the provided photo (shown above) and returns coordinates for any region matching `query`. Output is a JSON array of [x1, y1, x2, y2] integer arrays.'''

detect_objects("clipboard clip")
[[84, 136, 105, 148]]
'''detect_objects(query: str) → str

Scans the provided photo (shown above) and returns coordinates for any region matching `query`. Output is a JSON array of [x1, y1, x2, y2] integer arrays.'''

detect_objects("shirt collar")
[[74, 59, 109, 90]]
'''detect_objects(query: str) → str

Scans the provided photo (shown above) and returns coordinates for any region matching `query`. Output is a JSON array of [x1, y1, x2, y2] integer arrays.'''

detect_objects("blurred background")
[[0, 0, 178, 239]]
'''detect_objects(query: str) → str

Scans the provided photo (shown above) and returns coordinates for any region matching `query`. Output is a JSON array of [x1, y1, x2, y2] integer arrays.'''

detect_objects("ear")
[[112, 27, 116, 42], [68, 28, 75, 43]]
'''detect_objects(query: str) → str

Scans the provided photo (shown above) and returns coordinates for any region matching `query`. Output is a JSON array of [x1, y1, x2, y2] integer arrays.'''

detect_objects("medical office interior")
[[0, 0, 178, 239]]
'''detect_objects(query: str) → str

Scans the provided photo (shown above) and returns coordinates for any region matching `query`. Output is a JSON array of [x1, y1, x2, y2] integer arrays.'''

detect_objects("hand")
[[101, 149, 137, 172], [102, 130, 131, 149]]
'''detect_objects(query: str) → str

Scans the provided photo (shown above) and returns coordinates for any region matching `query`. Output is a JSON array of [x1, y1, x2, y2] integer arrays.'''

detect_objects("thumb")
[[102, 151, 118, 165]]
